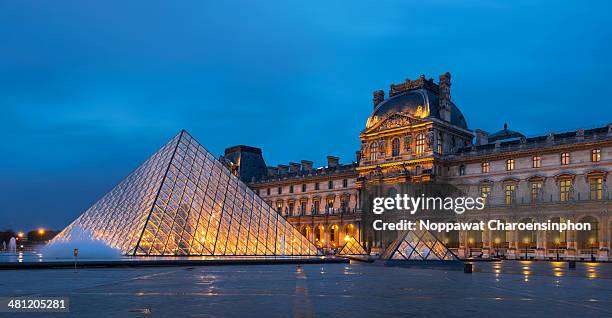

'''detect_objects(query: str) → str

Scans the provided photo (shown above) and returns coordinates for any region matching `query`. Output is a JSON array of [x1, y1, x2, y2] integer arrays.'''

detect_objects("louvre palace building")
[[221, 72, 611, 261]]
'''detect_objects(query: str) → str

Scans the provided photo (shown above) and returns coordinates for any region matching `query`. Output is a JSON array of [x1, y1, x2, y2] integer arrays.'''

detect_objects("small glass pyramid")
[[52, 130, 320, 257], [338, 236, 367, 256], [381, 229, 458, 261]]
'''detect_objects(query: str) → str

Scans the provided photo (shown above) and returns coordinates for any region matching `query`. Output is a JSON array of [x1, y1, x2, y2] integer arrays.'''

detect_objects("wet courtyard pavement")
[[0, 261, 610, 317]]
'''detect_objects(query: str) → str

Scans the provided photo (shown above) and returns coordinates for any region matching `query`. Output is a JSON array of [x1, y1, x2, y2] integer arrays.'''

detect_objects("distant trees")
[[0, 230, 17, 243], [27, 230, 60, 242]]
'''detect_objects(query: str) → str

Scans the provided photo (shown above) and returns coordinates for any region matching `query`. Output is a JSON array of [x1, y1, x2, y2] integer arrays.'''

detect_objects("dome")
[[371, 88, 468, 129], [488, 123, 524, 142]]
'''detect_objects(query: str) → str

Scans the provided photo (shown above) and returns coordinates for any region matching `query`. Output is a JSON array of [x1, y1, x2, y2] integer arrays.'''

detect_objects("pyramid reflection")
[[381, 229, 459, 261], [338, 237, 367, 256], [53, 130, 320, 256]]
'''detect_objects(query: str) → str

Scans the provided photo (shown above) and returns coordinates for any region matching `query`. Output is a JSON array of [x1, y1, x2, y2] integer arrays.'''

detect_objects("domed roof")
[[371, 88, 468, 129], [488, 123, 524, 142]]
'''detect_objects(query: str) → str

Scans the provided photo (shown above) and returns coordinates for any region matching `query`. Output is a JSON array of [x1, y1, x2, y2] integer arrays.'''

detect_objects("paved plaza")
[[0, 261, 610, 317]]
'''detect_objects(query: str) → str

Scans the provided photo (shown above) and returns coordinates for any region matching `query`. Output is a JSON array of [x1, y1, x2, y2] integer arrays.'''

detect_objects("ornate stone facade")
[[224, 72, 611, 260]]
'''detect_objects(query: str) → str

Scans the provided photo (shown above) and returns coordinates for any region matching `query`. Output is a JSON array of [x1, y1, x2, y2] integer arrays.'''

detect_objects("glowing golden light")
[[38, 228, 45, 235], [494, 237, 500, 244], [344, 235, 350, 242], [17, 232, 24, 238]]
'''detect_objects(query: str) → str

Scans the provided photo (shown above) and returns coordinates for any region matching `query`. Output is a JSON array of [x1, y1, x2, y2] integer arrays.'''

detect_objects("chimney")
[[327, 156, 339, 168], [475, 129, 489, 146], [288, 162, 301, 173], [373, 90, 384, 109], [277, 164, 289, 174], [438, 72, 452, 122], [267, 166, 279, 176], [301, 160, 313, 171]]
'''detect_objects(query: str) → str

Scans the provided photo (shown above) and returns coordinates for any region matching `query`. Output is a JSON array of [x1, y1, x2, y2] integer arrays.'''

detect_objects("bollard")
[[74, 248, 79, 272], [568, 260, 576, 269], [464, 263, 473, 273]]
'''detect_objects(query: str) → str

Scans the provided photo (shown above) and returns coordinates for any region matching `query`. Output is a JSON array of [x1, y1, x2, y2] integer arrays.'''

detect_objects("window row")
[[479, 176, 604, 205], [258, 179, 350, 196], [465, 149, 603, 175]]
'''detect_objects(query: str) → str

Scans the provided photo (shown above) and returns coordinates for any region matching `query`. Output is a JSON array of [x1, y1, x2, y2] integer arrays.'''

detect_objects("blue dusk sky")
[[1, 1, 611, 231]]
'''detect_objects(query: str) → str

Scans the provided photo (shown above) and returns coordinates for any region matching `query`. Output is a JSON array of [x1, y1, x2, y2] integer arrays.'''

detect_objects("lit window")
[[437, 134, 443, 154], [505, 184, 516, 205], [591, 149, 601, 162], [276, 201, 283, 213], [481, 185, 491, 205], [481, 162, 490, 173], [506, 159, 515, 171], [559, 179, 571, 202], [532, 156, 541, 168], [416, 133, 426, 155], [392, 138, 400, 156], [370, 142, 378, 161], [300, 201, 307, 214], [459, 165, 466, 176], [561, 152, 570, 165], [531, 182, 542, 203], [288, 202, 294, 215], [590, 177, 603, 200]]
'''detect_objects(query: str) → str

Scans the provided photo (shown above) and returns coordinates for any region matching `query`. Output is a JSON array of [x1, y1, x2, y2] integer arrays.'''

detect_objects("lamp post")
[[523, 237, 529, 260], [38, 228, 46, 242], [494, 237, 500, 258], [468, 238, 474, 258], [554, 237, 560, 261], [589, 238, 595, 262]]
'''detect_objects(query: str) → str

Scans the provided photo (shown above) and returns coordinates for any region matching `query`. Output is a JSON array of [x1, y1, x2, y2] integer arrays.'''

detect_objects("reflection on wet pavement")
[[0, 261, 610, 317]]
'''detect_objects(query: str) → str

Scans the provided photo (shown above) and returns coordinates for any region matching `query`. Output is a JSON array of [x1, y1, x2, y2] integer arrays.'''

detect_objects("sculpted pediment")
[[364, 112, 427, 133]]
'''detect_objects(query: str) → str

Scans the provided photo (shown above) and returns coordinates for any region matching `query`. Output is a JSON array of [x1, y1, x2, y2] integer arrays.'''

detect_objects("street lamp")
[[554, 237, 560, 261], [494, 237, 501, 258], [523, 237, 530, 260], [38, 228, 46, 242], [589, 237, 595, 262], [468, 238, 474, 258]]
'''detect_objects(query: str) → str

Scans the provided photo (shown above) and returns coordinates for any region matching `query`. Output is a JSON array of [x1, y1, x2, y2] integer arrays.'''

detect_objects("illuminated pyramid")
[[53, 130, 320, 256], [337, 237, 367, 256], [381, 229, 458, 261]]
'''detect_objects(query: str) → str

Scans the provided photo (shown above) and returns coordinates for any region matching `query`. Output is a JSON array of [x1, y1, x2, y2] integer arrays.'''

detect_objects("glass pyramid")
[[337, 237, 367, 256], [381, 229, 458, 261], [52, 130, 320, 256]]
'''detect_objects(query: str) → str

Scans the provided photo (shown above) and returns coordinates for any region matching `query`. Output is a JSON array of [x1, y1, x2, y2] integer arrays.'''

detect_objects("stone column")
[[536, 229, 546, 259]]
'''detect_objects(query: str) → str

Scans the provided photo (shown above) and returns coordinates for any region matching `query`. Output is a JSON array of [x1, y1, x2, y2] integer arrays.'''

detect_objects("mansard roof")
[[454, 125, 611, 158]]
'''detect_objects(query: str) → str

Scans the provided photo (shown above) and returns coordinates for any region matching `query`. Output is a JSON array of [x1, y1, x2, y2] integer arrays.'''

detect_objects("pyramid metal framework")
[[381, 229, 459, 261], [337, 237, 367, 256], [53, 130, 320, 256]]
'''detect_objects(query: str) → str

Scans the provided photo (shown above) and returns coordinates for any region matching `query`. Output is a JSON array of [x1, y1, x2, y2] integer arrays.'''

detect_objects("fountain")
[[8, 237, 16, 253], [42, 226, 121, 259]]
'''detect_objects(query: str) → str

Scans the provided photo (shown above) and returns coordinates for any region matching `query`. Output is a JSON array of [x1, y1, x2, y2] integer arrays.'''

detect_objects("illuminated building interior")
[[52, 131, 320, 256]]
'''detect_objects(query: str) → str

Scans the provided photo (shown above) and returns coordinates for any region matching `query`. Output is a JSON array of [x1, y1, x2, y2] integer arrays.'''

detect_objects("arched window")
[[391, 138, 400, 156], [315, 225, 325, 245], [344, 224, 355, 239], [330, 225, 339, 247], [416, 133, 425, 154], [577, 216, 599, 250], [370, 142, 378, 161]]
